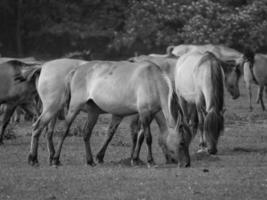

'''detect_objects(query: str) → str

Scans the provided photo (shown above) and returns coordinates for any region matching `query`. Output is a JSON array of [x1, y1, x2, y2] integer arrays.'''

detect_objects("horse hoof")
[[131, 158, 144, 166], [52, 158, 62, 167], [96, 155, 104, 164], [86, 160, 96, 167], [28, 154, 39, 166], [197, 148, 208, 154], [178, 162, 190, 168], [147, 159, 156, 168], [208, 148, 217, 155]]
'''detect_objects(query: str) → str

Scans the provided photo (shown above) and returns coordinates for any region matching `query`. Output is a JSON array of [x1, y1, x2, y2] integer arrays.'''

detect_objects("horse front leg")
[[82, 112, 99, 166], [129, 114, 140, 160], [0, 104, 17, 144], [132, 112, 154, 167], [96, 115, 123, 163], [52, 106, 79, 166], [257, 85, 265, 111]]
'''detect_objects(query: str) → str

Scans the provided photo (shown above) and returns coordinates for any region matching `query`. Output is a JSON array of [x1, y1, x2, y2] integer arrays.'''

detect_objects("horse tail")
[[201, 52, 224, 154], [64, 69, 76, 110], [160, 73, 183, 128]]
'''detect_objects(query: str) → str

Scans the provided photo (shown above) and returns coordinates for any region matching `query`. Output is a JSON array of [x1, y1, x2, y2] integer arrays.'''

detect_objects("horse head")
[[221, 60, 241, 99]]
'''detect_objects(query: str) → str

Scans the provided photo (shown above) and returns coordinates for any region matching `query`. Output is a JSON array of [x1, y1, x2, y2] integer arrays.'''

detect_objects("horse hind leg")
[[46, 116, 57, 165], [204, 109, 224, 155], [96, 115, 123, 163], [258, 86, 266, 111], [196, 106, 206, 153], [0, 104, 17, 145], [28, 109, 57, 166]]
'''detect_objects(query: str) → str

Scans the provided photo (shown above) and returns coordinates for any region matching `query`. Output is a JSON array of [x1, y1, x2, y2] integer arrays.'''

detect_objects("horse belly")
[[89, 81, 138, 115]]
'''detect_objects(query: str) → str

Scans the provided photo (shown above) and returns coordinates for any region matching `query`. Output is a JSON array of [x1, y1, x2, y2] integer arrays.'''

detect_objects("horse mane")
[[199, 51, 224, 111], [23, 66, 42, 83], [243, 48, 255, 64]]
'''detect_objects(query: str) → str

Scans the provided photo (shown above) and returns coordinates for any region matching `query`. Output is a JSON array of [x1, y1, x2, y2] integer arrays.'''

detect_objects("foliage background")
[[0, 0, 266, 59]]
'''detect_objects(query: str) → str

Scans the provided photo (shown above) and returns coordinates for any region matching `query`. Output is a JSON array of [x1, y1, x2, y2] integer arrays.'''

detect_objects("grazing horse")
[[37, 60, 192, 167], [171, 44, 255, 110], [0, 60, 41, 144], [94, 54, 241, 161], [174, 51, 225, 154], [28, 58, 89, 165], [0, 57, 42, 124], [245, 54, 267, 111]]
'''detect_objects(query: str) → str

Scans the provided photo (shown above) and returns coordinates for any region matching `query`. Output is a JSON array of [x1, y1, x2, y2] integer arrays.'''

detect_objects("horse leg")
[[129, 114, 140, 160], [196, 106, 206, 153], [189, 105, 198, 138], [52, 105, 80, 166], [28, 108, 57, 166], [46, 116, 57, 165], [132, 112, 154, 166], [258, 85, 265, 111], [246, 83, 253, 111], [0, 104, 17, 145], [11, 109, 20, 123], [82, 111, 100, 166], [256, 86, 261, 104], [154, 111, 174, 164], [96, 115, 123, 163]]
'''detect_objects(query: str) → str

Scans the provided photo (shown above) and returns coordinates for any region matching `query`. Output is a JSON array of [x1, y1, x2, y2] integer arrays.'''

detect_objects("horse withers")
[[39, 60, 192, 168]]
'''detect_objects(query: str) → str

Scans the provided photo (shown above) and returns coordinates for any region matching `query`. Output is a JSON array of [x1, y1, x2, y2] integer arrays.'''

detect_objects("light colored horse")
[[97, 54, 239, 156], [174, 51, 225, 154], [171, 44, 243, 61], [45, 60, 192, 167], [27, 58, 186, 166], [246, 54, 267, 111], [27, 58, 89, 165], [171, 44, 255, 110], [0, 60, 40, 144]]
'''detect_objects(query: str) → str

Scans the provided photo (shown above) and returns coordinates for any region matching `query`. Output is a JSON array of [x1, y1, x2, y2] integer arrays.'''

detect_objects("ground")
[[1, 82, 267, 200]]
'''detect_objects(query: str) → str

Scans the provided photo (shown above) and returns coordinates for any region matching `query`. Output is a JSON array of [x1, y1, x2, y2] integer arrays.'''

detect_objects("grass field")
[[1, 81, 267, 200]]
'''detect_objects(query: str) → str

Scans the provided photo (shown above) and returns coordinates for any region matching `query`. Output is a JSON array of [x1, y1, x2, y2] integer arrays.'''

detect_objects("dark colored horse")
[[0, 60, 41, 144]]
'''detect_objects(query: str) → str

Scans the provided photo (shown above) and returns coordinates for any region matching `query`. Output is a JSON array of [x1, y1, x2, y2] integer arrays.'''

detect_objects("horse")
[[32, 60, 192, 167], [27, 58, 89, 165], [174, 51, 226, 154], [94, 54, 242, 161], [245, 54, 267, 111], [0, 57, 43, 124], [148, 46, 175, 58], [171, 44, 255, 110], [0, 60, 41, 144]]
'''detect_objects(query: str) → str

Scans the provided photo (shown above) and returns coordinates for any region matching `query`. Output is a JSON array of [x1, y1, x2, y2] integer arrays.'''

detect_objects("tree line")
[[0, 0, 266, 59]]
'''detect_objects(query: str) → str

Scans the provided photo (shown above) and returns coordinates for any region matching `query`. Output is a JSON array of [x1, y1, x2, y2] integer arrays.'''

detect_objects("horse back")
[[69, 60, 167, 115]]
